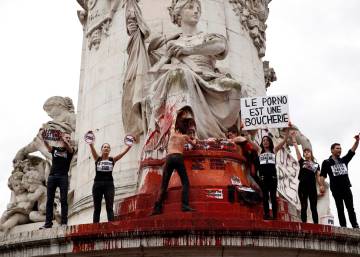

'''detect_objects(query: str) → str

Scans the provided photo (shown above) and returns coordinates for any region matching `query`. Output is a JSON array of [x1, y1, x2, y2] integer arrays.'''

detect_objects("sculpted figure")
[[0, 173, 31, 233], [13, 96, 76, 175], [122, 0, 151, 137], [144, 0, 242, 153], [22, 170, 47, 222]]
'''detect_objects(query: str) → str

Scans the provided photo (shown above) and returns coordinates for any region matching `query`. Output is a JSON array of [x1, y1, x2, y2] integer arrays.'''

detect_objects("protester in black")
[[88, 136, 132, 223], [258, 127, 290, 220], [40, 131, 74, 229], [320, 134, 359, 228], [291, 131, 322, 224]]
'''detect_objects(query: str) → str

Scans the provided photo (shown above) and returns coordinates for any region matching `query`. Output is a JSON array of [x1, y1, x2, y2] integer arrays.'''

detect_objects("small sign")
[[84, 131, 95, 144], [124, 135, 135, 146], [205, 188, 223, 199], [42, 129, 62, 141], [241, 95, 289, 130]]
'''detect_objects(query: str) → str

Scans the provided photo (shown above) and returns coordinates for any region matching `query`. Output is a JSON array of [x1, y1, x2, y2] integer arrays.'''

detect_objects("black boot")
[[151, 202, 163, 216], [182, 204, 195, 212]]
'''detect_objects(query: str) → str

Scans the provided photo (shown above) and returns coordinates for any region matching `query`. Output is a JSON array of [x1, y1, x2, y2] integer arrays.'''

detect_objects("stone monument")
[[1, 1, 355, 257]]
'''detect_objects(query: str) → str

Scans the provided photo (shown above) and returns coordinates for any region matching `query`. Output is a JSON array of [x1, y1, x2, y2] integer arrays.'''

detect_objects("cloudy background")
[[0, 0, 359, 227]]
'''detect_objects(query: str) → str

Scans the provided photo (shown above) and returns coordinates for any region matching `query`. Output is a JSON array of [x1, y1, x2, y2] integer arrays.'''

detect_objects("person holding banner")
[[40, 131, 74, 229], [258, 128, 290, 220], [291, 132, 321, 224], [86, 131, 134, 223], [319, 134, 359, 228]]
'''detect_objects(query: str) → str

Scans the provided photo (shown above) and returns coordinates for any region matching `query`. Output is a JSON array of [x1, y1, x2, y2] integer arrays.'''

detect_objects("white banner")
[[241, 95, 289, 130]]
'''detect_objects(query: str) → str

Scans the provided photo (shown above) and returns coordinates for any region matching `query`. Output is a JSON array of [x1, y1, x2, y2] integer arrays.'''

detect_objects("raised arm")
[[351, 133, 359, 153], [274, 128, 290, 154], [290, 131, 302, 161], [113, 145, 132, 163], [89, 143, 99, 161]]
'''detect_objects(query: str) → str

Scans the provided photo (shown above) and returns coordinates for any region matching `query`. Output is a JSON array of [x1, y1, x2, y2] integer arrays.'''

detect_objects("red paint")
[[66, 148, 348, 254]]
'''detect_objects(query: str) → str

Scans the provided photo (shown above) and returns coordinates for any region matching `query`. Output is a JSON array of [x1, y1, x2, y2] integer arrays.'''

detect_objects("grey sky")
[[0, 0, 359, 227]]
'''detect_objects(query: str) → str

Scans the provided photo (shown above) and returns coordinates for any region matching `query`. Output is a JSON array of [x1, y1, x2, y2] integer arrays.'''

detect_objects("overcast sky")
[[0, 0, 359, 227]]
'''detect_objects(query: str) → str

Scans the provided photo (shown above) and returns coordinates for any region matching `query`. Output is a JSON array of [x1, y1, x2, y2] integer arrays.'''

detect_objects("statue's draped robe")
[[122, 0, 151, 137]]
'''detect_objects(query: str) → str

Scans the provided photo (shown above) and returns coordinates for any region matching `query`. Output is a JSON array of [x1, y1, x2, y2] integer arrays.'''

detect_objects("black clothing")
[[258, 152, 277, 177], [258, 152, 277, 219], [320, 150, 354, 190], [298, 181, 318, 223], [49, 147, 73, 176], [45, 175, 68, 227], [259, 175, 277, 219], [92, 157, 115, 222], [321, 150, 358, 228], [298, 158, 319, 223], [92, 181, 115, 223], [94, 157, 115, 182], [44, 147, 73, 227], [332, 187, 358, 228], [155, 153, 190, 210]]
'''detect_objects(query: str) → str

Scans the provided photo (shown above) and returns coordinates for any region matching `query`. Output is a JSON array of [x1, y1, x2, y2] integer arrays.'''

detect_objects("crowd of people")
[[37, 117, 359, 229]]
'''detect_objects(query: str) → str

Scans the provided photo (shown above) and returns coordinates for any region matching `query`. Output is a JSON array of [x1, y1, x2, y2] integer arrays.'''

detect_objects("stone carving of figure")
[[0, 172, 31, 233], [22, 170, 47, 222], [144, 0, 243, 154], [13, 96, 76, 175], [122, 0, 151, 138]]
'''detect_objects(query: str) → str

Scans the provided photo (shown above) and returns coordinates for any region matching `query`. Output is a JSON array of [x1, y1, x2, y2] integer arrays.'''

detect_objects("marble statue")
[[13, 96, 76, 173], [0, 156, 48, 232], [3, 97, 76, 231], [22, 170, 47, 222], [142, 0, 243, 155], [0, 172, 31, 233], [122, 0, 151, 138]]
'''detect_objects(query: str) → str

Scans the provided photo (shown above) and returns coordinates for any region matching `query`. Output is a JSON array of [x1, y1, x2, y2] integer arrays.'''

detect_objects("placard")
[[84, 131, 96, 144], [241, 95, 289, 130], [41, 129, 62, 141]]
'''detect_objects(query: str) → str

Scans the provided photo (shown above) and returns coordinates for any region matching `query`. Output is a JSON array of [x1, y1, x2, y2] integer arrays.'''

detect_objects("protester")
[[258, 126, 290, 220], [291, 131, 322, 224], [40, 131, 74, 229], [151, 116, 197, 215], [87, 131, 133, 223], [320, 134, 359, 228]]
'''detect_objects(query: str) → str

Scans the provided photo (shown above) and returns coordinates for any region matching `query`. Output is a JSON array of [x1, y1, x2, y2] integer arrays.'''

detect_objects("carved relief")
[[0, 157, 47, 233], [76, 0, 120, 50], [228, 0, 271, 57], [263, 60, 276, 89]]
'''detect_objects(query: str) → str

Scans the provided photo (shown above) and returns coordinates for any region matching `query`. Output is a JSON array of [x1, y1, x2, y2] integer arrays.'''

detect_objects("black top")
[[94, 157, 115, 182], [320, 150, 355, 190], [50, 147, 74, 176], [298, 158, 320, 186], [258, 152, 277, 178]]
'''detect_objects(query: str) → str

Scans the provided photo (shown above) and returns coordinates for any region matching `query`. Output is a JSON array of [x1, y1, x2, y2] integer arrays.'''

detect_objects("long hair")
[[260, 136, 274, 153], [303, 148, 316, 162]]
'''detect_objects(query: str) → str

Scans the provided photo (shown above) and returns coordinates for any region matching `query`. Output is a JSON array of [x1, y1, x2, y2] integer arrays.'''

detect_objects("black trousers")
[[156, 153, 190, 208], [45, 175, 68, 226], [260, 176, 278, 219], [92, 181, 115, 223], [332, 187, 358, 228], [298, 182, 318, 223]]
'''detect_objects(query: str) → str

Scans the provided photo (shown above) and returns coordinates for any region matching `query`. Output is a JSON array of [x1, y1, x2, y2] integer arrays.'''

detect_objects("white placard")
[[240, 95, 289, 130]]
